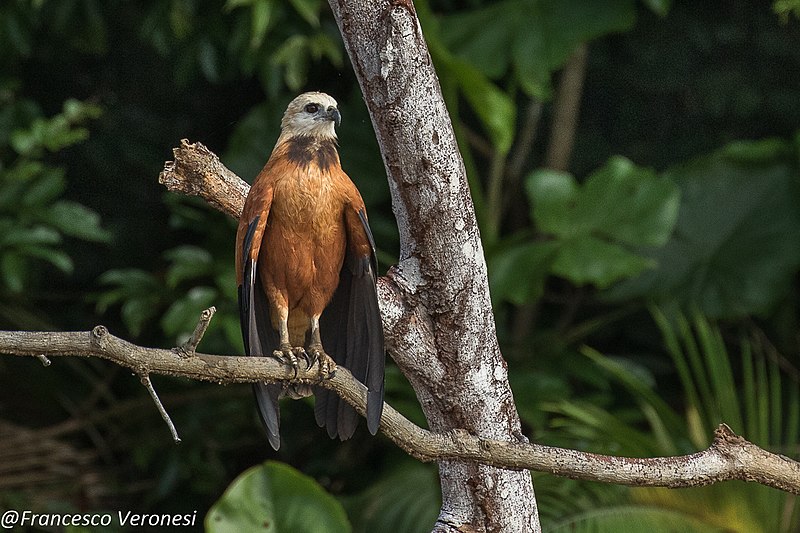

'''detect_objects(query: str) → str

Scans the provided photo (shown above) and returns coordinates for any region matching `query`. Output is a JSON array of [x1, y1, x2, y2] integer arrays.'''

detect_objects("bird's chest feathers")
[[270, 168, 342, 234]]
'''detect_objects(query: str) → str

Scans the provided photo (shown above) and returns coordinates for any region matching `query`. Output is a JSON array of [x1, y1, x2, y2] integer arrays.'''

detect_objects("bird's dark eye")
[[304, 103, 319, 114]]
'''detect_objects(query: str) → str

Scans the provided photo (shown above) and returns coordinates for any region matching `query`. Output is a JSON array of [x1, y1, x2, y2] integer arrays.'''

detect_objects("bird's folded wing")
[[236, 190, 283, 450], [316, 202, 385, 439]]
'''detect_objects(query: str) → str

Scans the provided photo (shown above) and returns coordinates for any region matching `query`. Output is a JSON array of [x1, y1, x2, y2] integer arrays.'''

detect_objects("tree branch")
[[1, 327, 798, 493], [139, 373, 181, 443], [159, 141, 247, 219], [175, 305, 216, 357]]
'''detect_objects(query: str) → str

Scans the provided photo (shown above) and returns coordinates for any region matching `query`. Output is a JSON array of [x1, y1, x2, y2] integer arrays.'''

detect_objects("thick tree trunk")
[[328, 1, 539, 530]]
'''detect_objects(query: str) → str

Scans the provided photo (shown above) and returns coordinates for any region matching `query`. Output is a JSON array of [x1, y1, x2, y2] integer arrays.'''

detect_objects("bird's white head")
[[280, 92, 340, 141]]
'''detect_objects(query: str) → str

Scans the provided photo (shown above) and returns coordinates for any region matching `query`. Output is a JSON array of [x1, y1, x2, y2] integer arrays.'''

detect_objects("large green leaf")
[[489, 240, 559, 304], [19, 171, 66, 207], [288, 0, 322, 27], [550, 235, 654, 288], [440, 0, 636, 100], [439, 2, 515, 79], [0, 252, 25, 292], [527, 157, 679, 245], [164, 245, 214, 288], [45, 200, 111, 242], [604, 138, 800, 318], [572, 157, 680, 246], [249, 0, 276, 49], [505, 157, 679, 291], [97, 268, 163, 336], [0, 225, 62, 247], [524, 169, 579, 236], [206, 461, 351, 533]]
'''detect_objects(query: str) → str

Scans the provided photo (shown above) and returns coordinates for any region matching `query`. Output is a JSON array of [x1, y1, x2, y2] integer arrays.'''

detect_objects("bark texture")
[[328, 1, 538, 530]]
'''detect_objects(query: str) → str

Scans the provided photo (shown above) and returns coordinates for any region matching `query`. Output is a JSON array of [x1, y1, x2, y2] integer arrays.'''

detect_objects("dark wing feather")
[[356, 209, 385, 435], [317, 264, 356, 439], [239, 215, 283, 450], [316, 208, 385, 439]]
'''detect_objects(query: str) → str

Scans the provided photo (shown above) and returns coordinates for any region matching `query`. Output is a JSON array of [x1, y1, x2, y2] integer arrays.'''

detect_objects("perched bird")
[[235, 92, 385, 450]]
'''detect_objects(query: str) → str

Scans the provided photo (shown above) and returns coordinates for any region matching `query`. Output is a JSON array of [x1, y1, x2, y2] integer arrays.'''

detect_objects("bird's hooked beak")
[[327, 106, 341, 128]]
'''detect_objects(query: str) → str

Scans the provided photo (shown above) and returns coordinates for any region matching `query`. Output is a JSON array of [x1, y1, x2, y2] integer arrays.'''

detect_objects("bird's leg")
[[272, 313, 300, 377], [306, 315, 336, 379]]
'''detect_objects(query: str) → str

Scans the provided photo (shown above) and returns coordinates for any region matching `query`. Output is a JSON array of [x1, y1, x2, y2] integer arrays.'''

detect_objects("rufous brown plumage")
[[235, 92, 385, 450]]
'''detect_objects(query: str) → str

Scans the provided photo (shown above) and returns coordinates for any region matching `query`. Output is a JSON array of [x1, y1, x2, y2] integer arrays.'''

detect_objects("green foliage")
[[344, 463, 440, 533], [271, 32, 343, 91], [0, 97, 108, 295], [137, 0, 341, 93], [652, 308, 800, 450], [774, 0, 800, 22], [206, 461, 351, 533], [631, 309, 800, 533], [0, 1, 107, 59], [535, 309, 800, 532], [97, 200, 241, 349], [606, 138, 800, 318], [641, 0, 672, 18], [440, 0, 636, 100], [443, 57, 517, 155], [416, 1, 517, 156], [491, 135, 800, 321], [545, 505, 725, 533], [10, 99, 100, 156], [490, 156, 679, 303]]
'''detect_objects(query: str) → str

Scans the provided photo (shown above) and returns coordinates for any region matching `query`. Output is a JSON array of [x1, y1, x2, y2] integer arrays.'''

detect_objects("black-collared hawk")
[[235, 92, 385, 450]]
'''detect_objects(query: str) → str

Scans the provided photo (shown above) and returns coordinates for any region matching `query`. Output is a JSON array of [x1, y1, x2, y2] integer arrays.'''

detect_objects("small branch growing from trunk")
[[159, 140, 247, 219], [175, 306, 216, 357]]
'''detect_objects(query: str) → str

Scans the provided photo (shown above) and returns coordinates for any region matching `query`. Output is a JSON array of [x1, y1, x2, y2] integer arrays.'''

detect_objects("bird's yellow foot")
[[307, 343, 337, 379], [272, 343, 306, 378]]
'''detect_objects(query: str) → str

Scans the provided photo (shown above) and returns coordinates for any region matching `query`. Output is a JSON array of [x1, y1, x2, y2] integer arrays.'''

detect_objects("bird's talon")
[[308, 344, 337, 380], [273, 344, 302, 377], [301, 347, 316, 370]]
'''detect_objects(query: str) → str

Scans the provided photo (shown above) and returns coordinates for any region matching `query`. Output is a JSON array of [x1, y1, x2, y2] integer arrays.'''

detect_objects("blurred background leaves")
[[0, 0, 799, 532]]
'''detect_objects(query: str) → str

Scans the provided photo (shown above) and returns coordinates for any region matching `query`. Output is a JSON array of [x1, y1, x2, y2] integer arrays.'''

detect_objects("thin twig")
[[176, 306, 216, 357], [139, 373, 181, 444]]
